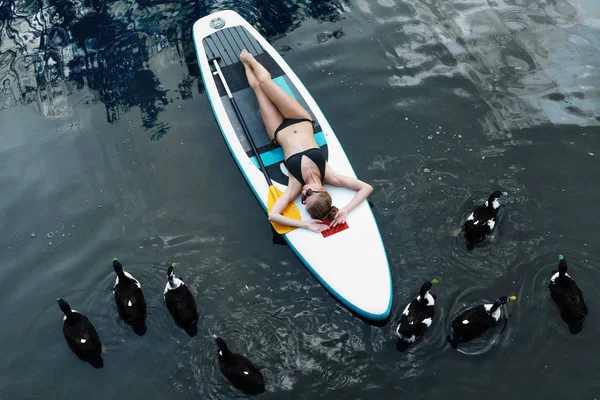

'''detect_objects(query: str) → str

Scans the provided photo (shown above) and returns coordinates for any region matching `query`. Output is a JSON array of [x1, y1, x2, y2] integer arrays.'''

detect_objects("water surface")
[[1, 0, 599, 398]]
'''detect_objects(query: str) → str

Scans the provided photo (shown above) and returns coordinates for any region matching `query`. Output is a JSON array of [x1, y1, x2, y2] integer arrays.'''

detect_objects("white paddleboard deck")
[[193, 10, 392, 320]]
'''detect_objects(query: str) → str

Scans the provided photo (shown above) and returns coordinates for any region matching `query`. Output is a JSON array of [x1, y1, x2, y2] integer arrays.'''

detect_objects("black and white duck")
[[56, 298, 104, 368], [213, 335, 265, 394], [396, 279, 438, 344], [461, 190, 503, 250], [450, 295, 516, 343], [164, 263, 198, 332], [549, 255, 588, 323], [113, 258, 147, 335]]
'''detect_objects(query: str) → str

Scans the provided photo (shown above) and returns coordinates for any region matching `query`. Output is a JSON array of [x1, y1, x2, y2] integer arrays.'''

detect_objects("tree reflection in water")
[[0, 0, 349, 139]]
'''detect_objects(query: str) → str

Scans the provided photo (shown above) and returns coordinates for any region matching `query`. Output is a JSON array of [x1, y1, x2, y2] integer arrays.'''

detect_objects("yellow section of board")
[[268, 185, 301, 234]]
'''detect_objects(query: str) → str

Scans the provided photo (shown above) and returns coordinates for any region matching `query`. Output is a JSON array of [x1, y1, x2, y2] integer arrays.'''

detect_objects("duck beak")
[[431, 279, 439, 285], [509, 296, 517, 301]]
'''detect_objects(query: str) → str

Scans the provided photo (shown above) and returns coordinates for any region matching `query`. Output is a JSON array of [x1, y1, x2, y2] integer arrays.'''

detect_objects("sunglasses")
[[301, 189, 323, 205]]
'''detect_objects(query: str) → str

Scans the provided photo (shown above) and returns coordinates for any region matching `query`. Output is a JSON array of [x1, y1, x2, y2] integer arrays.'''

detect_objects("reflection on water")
[[1, 0, 597, 135], [378, 0, 599, 136], [1, 0, 167, 138], [0, 0, 350, 139], [2, 0, 596, 139]]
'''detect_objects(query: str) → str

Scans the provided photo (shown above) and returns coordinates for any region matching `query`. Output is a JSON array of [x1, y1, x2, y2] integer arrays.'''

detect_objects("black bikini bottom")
[[272, 118, 314, 145]]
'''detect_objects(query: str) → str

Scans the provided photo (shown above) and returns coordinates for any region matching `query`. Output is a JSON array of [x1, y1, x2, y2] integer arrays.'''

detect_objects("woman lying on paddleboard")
[[239, 50, 373, 233]]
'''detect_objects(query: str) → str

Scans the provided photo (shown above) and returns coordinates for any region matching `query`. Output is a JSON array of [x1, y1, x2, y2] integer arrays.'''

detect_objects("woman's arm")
[[268, 190, 305, 228], [325, 167, 374, 227], [268, 183, 329, 233]]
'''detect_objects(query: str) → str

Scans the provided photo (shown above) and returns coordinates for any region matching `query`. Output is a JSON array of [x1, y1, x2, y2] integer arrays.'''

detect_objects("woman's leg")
[[240, 50, 311, 120], [244, 61, 283, 139]]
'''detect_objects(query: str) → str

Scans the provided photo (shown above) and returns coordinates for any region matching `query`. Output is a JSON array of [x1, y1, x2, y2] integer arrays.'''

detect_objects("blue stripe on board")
[[250, 131, 326, 168]]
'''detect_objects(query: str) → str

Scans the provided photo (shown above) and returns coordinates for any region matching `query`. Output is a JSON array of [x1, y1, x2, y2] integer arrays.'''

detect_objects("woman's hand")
[[324, 167, 374, 220], [331, 208, 349, 227], [304, 219, 330, 233]]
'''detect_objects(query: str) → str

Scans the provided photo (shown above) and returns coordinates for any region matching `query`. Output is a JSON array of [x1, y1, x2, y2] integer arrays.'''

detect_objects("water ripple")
[[2, 0, 600, 398]]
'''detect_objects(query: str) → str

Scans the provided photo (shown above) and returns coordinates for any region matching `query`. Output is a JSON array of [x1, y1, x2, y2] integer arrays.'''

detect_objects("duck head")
[[113, 258, 125, 277], [489, 295, 517, 313], [167, 263, 176, 282], [496, 295, 517, 306], [558, 255, 568, 276], [486, 190, 503, 209], [419, 279, 438, 304], [212, 335, 232, 358], [56, 298, 73, 317]]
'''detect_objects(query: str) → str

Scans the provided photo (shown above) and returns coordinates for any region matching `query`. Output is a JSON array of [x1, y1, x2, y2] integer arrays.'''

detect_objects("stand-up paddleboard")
[[192, 10, 392, 320]]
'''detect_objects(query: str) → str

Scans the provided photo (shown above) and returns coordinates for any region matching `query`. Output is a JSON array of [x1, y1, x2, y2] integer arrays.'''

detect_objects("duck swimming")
[[56, 298, 104, 368], [113, 258, 147, 335], [450, 295, 516, 343], [396, 279, 438, 344], [164, 263, 199, 333], [549, 255, 587, 323], [213, 335, 265, 394], [461, 190, 503, 250]]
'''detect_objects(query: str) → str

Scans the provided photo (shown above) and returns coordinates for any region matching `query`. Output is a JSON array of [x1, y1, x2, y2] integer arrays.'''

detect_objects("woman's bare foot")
[[239, 49, 271, 83], [242, 60, 259, 89], [239, 49, 254, 65]]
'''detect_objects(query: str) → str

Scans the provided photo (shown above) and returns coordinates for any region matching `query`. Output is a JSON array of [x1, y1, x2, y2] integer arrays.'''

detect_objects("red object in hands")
[[321, 220, 349, 238]]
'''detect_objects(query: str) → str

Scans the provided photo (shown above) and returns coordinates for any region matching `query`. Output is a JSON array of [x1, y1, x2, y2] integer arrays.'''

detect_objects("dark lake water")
[[1, 0, 599, 399]]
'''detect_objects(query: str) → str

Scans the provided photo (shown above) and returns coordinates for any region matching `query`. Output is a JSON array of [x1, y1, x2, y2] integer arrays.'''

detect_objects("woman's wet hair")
[[307, 191, 338, 221]]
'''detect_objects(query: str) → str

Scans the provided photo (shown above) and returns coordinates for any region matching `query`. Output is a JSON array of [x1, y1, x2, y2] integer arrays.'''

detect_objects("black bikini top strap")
[[284, 153, 306, 186], [316, 150, 326, 183], [305, 148, 326, 184]]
